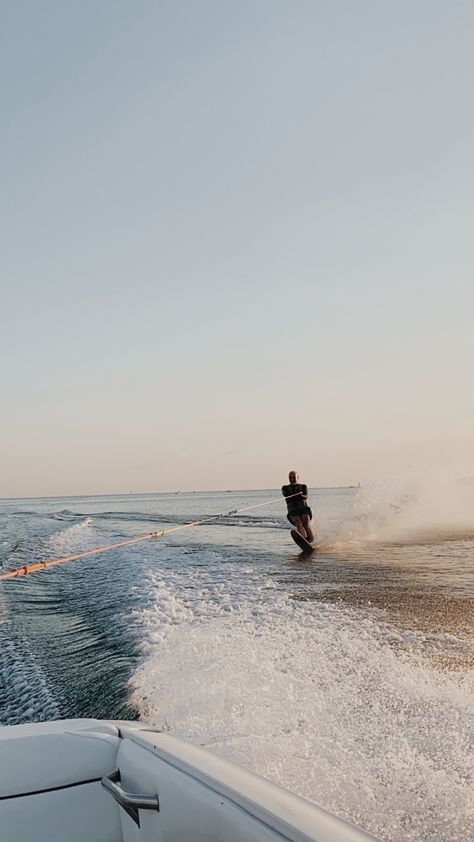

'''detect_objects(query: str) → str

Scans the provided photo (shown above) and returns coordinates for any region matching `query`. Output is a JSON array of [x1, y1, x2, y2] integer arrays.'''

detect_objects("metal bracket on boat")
[[101, 770, 160, 828]]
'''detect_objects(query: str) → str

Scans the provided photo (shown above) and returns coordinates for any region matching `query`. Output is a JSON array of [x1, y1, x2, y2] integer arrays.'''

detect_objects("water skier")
[[282, 470, 314, 543]]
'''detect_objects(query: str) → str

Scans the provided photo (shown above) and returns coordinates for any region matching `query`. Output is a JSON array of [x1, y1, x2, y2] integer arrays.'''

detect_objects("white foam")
[[46, 517, 93, 554], [129, 565, 474, 842]]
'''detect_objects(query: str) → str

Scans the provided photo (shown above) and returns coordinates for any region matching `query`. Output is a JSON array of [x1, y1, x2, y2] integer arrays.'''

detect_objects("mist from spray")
[[329, 474, 474, 546]]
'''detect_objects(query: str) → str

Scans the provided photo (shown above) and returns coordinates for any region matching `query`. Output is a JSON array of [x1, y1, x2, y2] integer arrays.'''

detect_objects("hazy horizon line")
[[0, 484, 361, 503]]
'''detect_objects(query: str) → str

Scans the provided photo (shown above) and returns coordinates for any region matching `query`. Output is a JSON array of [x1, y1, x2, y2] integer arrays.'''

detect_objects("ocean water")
[[0, 483, 473, 842]]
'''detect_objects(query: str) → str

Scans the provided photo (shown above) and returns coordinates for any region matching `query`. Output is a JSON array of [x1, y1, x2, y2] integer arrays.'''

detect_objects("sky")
[[1, 0, 473, 497]]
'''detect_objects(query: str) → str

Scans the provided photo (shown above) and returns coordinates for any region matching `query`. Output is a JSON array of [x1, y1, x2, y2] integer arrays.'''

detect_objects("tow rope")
[[0, 492, 302, 581]]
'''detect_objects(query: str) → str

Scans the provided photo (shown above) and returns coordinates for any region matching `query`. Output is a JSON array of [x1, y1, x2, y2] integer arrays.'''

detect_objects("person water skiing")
[[282, 470, 314, 543]]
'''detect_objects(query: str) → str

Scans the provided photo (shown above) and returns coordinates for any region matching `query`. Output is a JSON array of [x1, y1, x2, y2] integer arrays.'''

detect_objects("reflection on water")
[[285, 535, 474, 668]]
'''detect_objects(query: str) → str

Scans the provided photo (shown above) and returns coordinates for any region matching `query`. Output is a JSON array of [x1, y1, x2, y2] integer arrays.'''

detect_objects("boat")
[[0, 718, 381, 842]]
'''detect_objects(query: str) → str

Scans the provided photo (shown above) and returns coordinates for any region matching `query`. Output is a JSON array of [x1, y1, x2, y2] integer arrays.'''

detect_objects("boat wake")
[[129, 565, 474, 842], [0, 595, 60, 725]]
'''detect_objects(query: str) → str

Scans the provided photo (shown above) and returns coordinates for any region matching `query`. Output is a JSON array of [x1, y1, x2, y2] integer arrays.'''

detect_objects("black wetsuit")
[[281, 483, 312, 524]]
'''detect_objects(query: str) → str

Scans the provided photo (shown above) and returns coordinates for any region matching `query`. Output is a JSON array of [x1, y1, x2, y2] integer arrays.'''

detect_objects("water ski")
[[290, 529, 315, 554]]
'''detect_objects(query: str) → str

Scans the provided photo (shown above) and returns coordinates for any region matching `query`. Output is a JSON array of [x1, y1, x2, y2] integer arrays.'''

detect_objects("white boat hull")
[[0, 719, 380, 842]]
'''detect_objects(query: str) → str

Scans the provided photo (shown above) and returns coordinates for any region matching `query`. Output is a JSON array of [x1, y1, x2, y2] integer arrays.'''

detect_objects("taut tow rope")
[[0, 492, 302, 582]]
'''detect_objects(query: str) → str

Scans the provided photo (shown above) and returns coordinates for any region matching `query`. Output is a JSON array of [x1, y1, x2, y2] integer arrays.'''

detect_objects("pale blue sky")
[[1, 0, 473, 496]]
